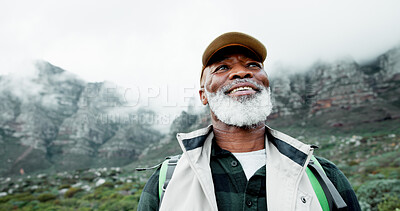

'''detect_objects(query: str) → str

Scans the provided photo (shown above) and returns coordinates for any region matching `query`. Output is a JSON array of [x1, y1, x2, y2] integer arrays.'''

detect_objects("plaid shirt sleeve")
[[316, 156, 361, 211], [137, 168, 160, 211]]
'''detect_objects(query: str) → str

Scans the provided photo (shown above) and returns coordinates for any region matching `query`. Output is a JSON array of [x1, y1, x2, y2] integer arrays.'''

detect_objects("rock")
[[58, 188, 69, 195], [72, 182, 82, 188], [95, 178, 106, 187], [82, 185, 91, 191], [37, 174, 47, 179]]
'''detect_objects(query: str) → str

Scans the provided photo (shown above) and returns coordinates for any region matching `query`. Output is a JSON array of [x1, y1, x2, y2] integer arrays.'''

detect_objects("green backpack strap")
[[158, 155, 181, 203], [158, 159, 169, 200], [306, 155, 347, 211], [306, 155, 330, 211]]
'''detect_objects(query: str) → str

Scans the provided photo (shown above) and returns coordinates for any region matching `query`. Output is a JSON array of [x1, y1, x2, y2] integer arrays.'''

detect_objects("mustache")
[[220, 78, 265, 93]]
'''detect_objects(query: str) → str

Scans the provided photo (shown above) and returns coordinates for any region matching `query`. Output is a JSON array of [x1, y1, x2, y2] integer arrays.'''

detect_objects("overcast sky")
[[1, 0, 400, 112]]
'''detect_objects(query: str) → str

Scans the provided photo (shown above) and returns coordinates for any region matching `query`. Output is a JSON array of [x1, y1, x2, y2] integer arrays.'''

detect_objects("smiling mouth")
[[229, 86, 254, 94], [226, 84, 259, 97], [220, 79, 263, 97]]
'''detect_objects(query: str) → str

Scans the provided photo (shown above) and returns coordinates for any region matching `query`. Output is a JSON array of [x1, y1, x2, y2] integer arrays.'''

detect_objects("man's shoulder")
[[314, 155, 345, 182], [314, 156, 337, 170], [314, 155, 361, 210], [314, 156, 346, 179]]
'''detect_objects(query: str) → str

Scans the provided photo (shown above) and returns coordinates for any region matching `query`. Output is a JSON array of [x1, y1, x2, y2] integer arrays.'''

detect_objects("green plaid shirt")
[[138, 141, 360, 211]]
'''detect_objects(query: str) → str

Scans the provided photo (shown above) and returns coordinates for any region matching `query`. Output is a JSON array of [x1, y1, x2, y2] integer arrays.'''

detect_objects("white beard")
[[205, 79, 273, 127]]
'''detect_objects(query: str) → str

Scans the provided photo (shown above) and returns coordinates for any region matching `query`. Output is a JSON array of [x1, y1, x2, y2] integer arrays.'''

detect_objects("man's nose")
[[228, 65, 253, 80]]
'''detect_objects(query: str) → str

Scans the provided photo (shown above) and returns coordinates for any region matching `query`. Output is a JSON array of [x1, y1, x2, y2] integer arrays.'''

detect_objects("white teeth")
[[230, 86, 253, 94]]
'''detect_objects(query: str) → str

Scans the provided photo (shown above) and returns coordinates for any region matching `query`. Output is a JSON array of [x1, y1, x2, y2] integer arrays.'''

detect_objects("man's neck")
[[212, 121, 266, 153]]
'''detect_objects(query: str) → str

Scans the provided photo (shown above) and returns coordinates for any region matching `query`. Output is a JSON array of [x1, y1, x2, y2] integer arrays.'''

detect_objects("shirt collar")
[[211, 139, 232, 157]]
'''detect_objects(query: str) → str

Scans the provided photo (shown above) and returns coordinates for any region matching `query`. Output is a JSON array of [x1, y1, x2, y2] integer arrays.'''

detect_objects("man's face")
[[201, 53, 269, 98], [199, 51, 273, 127]]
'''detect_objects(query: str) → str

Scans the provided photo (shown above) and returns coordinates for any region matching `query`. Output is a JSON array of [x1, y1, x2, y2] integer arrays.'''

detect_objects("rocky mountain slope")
[[0, 62, 162, 176], [269, 47, 400, 128]]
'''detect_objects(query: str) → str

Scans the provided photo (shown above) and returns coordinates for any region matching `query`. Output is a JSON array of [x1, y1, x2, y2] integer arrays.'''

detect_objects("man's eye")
[[248, 63, 261, 68], [214, 65, 229, 73]]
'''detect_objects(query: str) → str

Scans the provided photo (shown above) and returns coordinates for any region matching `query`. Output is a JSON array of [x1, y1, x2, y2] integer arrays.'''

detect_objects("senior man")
[[138, 32, 360, 211]]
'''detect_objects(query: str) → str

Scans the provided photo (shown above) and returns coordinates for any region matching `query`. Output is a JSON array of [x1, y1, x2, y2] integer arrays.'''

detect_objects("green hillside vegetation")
[[0, 167, 144, 210]]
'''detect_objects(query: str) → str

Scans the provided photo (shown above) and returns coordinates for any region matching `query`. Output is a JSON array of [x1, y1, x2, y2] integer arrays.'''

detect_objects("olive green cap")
[[200, 32, 267, 86]]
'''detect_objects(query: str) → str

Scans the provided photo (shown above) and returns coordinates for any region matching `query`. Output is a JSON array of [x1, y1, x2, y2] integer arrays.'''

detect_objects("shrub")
[[81, 172, 97, 182], [37, 193, 57, 202], [357, 179, 400, 211], [98, 199, 137, 211], [77, 200, 98, 209], [378, 195, 400, 211], [117, 183, 135, 191], [0, 192, 32, 203], [100, 181, 114, 188], [108, 192, 123, 200], [58, 184, 71, 190], [17, 194, 35, 202], [59, 198, 79, 207], [64, 187, 83, 198], [94, 188, 118, 201], [0, 203, 14, 211], [0, 195, 11, 203]]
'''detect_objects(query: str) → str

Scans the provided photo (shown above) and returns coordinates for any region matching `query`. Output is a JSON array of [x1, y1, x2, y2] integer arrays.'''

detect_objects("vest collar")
[[176, 124, 312, 167]]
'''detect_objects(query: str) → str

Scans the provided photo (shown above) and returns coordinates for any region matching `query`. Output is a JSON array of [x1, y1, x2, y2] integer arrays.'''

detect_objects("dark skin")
[[199, 52, 270, 153]]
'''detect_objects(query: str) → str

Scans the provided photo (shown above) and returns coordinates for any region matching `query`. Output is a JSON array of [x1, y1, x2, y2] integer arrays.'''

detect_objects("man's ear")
[[199, 88, 208, 105]]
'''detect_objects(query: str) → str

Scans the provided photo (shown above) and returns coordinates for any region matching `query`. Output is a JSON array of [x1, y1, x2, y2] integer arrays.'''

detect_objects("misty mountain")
[[0, 62, 162, 176], [268, 46, 400, 128]]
